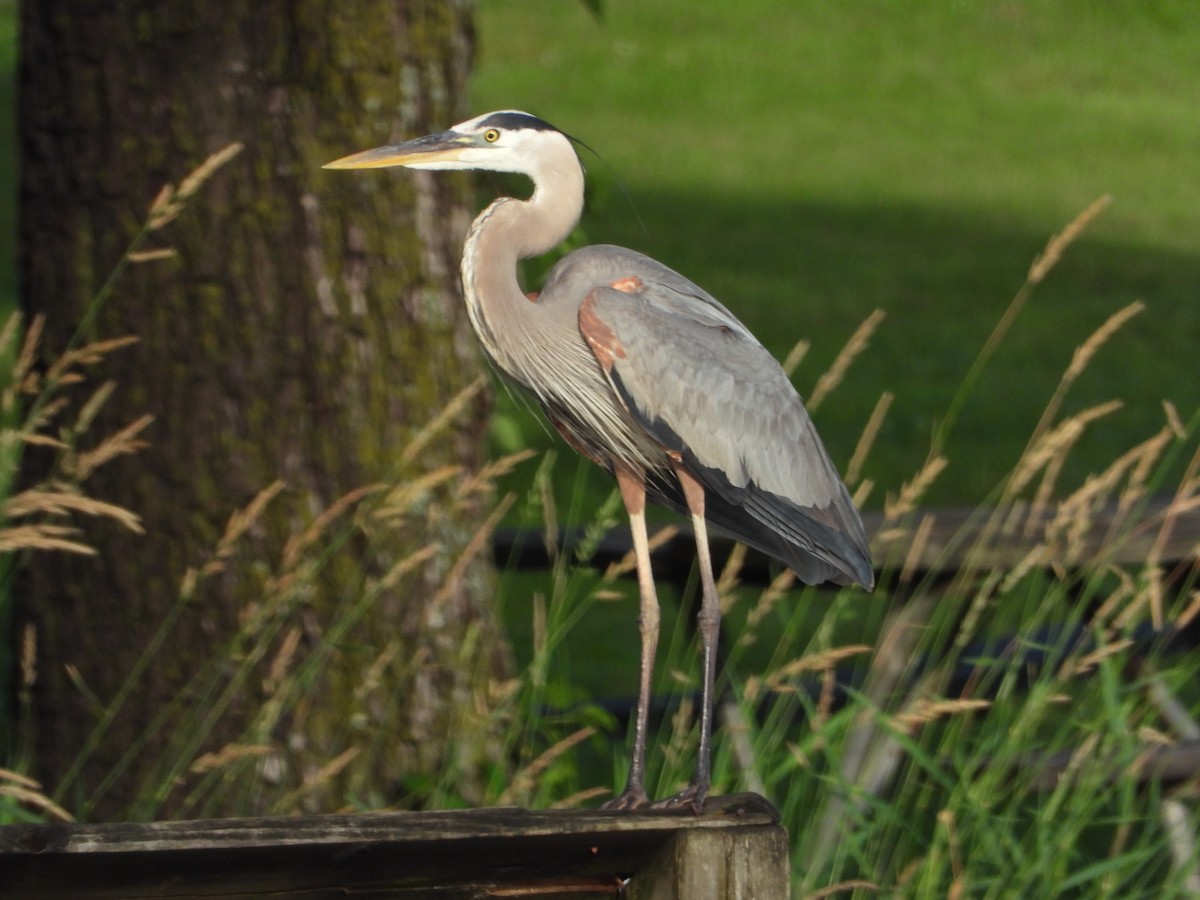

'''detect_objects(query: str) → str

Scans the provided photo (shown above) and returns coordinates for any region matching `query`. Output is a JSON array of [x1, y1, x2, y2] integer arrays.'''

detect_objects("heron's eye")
[[483, 128, 501, 143]]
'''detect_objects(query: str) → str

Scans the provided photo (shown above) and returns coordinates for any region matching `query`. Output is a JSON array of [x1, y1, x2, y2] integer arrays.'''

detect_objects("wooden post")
[[629, 823, 790, 900], [0, 793, 788, 899]]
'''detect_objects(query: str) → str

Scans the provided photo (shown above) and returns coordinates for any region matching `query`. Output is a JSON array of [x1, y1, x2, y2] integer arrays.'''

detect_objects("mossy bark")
[[17, 1, 509, 819]]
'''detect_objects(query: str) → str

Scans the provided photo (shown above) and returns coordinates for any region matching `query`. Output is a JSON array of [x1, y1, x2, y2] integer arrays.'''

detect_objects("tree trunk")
[[17, 0, 508, 820]]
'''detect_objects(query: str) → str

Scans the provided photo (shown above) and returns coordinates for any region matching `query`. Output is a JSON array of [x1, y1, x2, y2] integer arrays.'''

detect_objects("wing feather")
[[571, 257, 872, 589]]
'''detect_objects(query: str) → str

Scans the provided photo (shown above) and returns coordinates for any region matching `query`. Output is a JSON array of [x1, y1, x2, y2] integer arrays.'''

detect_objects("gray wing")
[[566, 247, 873, 588]]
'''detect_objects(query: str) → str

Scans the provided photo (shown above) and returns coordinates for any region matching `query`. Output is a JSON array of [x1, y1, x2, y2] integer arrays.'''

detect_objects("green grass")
[[472, 0, 1200, 505]]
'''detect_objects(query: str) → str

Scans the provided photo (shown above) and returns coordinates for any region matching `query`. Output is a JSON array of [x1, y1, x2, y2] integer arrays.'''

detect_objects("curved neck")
[[460, 147, 585, 368]]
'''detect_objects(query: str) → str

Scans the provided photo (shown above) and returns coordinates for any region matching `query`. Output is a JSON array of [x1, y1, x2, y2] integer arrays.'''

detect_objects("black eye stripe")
[[478, 111, 559, 133]]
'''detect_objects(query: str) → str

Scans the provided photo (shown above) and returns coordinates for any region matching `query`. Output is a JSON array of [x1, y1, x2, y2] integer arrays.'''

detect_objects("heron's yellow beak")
[[323, 132, 469, 169]]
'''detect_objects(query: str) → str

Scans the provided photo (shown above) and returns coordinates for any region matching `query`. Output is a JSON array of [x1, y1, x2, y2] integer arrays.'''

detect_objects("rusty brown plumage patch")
[[610, 276, 644, 293], [579, 293, 627, 372]]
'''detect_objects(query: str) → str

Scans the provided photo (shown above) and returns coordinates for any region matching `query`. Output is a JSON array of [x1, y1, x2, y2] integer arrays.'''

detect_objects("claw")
[[650, 781, 708, 814], [601, 786, 651, 811]]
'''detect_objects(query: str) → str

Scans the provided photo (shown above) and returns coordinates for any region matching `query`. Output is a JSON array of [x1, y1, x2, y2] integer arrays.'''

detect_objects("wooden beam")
[[493, 494, 1200, 584], [628, 824, 790, 900], [0, 793, 788, 899]]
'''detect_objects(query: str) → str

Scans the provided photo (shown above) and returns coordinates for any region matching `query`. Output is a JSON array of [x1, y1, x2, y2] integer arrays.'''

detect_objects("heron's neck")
[[461, 159, 585, 367]]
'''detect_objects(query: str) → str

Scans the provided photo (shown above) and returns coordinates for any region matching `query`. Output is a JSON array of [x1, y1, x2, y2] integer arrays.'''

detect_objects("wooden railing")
[[0, 793, 786, 899], [494, 494, 1199, 587]]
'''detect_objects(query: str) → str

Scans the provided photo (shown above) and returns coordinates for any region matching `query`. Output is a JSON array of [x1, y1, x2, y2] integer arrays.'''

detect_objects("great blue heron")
[[325, 110, 873, 811]]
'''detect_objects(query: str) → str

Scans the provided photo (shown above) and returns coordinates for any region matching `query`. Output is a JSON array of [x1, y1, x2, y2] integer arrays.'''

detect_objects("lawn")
[[470, 0, 1200, 506]]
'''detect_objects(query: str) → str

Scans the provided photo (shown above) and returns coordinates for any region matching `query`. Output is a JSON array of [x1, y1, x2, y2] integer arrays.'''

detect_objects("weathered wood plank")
[[628, 824, 790, 900], [0, 793, 785, 899]]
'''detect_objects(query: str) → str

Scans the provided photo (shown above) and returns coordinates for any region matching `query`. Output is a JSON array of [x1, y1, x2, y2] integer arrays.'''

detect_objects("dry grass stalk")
[[0, 784, 75, 823], [1027, 302, 1145, 451], [763, 645, 873, 694], [852, 478, 875, 510], [1022, 422, 1175, 573], [1176, 591, 1200, 632], [147, 142, 245, 230], [1009, 399, 1123, 502], [1143, 445, 1200, 597], [271, 747, 361, 812], [603, 524, 678, 580], [281, 482, 387, 571], [375, 544, 440, 593], [1164, 400, 1186, 439], [816, 664, 839, 729], [661, 696, 696, 777], [189, 743, 276, 775], [1115, 567, 1163, 633], [497, 726, 597, 805], [127, 248, 179, 264], [808, 309, 886, 413], [1058, 637, 1134, 680], [0, 767, 39, 790], [354, 640, 401, 706], [1090, 568, 1136, 630], [891, 698, 991, 735], [426, 493, 515, 619], [71, 380, 116, 436], [264, 627, 304, 697], [0, 312, 22, 360], [45, 336, 140, 380], [20, 623, 37, 691], [899, 513, 935, 584], [376, 465, 464, 520], [455, 449, 537, 499], [72, 413, 155, 480], [999, 542, 1054, 594], [936, 809, 965, 900], [744, 567, 797, 634], [1111, 427, 1174, 516], [549, 786, 610, 809], [1135, 725, 1176, 747], [203, 480, 287, 576], [716, 541, 748, 609], [1028, 195, 1112, 284], [3, 487, 143, 533], [0, 524, 94, 555], [782, 339, 811, 377], [1066, 302, 1145, 385], [802, 880, 880, 899], [11, 315, 44, 390], [847, 390, 893, 487], [397, 375, 487, 467], [884, 454, 948, 521]]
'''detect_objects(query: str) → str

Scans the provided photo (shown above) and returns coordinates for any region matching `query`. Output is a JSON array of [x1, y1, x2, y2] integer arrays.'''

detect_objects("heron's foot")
[[601, 785, 651, 811], [650, 780, 709, 814]]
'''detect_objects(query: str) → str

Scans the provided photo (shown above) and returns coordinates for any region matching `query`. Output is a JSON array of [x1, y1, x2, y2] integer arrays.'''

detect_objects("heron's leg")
[[602, 462, 659, 811], [656, 463, 720, 811]]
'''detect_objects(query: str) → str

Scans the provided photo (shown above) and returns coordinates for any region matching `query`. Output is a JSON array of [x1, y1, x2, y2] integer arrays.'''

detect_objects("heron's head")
[[324, 110, 575, 177]]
